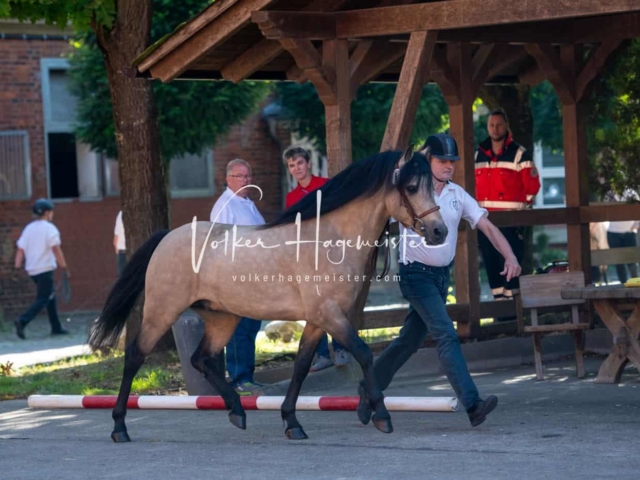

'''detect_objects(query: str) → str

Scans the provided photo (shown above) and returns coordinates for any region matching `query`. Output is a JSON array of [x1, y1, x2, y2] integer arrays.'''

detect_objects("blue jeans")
[[316, 334, 345, 359], [18, 270, 63, 333], [372, 262, 481, 411], [226, 317, 261, 385]]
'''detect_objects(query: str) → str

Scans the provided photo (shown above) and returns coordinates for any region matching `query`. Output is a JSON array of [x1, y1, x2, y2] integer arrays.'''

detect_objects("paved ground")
[[0, 313, 95, 369], [1, 358, 639, 480]]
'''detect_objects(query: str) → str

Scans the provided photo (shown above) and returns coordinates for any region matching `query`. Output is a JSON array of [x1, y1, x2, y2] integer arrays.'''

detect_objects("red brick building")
[[0, 22, 289, 319]]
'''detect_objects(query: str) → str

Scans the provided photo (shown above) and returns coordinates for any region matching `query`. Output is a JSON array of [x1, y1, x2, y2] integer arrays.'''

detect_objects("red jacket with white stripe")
[[475, 134, 540, 211]]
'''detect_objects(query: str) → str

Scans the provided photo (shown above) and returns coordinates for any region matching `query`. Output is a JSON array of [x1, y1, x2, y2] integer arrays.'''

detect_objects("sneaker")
[[51, 328, 69, 336], [468, 395, 498, 427], [333, 349, 351, 366], [14, 321, 25, 340], [233, 381, 265, 396], [310, 356, 334, 372]]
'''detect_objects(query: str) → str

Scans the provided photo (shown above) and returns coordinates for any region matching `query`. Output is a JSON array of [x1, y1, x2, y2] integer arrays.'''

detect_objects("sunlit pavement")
[[1, 358, 638, 480]]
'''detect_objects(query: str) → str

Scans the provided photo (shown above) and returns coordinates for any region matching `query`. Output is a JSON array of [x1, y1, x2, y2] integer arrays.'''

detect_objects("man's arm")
[[14, 248, 24, 270], [113, 235, 119, 253], [476, 216, 522, 281], [52, 245, 70, 276]]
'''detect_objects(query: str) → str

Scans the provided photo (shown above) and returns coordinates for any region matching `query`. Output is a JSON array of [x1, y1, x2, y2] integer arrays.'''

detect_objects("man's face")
[[226, 164, 252, 197], [430, 156, 456, 183], [487, 114, 508, 142], [287, 156, 312, 183]]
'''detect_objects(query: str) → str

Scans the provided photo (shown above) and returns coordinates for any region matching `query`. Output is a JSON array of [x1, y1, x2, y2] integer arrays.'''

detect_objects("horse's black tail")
[[88, 230, 170, 349]]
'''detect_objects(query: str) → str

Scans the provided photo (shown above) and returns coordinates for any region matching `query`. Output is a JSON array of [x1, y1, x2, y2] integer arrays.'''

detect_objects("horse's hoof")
[[372, 415, 393, 434], [111, 430, 131, 443], [228, 412, 246, 430], [285, 426, 308, 440]]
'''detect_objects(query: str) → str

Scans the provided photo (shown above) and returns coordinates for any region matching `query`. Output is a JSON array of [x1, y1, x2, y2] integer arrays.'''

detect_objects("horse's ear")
[[397, 145, 414, 169], [418, 144, 431, 160]]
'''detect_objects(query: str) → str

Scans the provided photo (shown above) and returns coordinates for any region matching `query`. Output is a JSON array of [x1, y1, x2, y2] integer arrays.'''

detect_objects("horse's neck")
[[323, 192, 388, 244]]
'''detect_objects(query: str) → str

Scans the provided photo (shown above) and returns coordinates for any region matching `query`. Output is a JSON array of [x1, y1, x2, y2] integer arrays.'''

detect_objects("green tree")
[[68, 3, 269, 161], [275, 82, 448, 160], [2, 0, 267, 344]]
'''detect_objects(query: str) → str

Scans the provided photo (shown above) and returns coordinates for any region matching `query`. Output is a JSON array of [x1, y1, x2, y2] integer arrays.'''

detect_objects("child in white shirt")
[[14, 199, 70, 339]]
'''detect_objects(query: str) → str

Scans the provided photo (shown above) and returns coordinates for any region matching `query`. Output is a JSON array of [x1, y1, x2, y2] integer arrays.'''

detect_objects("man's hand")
[[501, 256, 522, 282]]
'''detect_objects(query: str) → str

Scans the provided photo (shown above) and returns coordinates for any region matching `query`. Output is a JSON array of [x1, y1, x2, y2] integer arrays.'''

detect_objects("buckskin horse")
[[89, 146, 448, 443]]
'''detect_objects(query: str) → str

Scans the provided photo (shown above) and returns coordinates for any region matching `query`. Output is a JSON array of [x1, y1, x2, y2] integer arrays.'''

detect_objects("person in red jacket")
[[475, 109, 540, 304], [283, 146, 351, 371]]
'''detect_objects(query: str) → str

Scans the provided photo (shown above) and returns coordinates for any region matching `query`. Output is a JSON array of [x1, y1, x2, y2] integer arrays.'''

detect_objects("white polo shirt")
[[114, 211, 126, 251], [16, 219, 61, 276], [210, 187, 265, 226], [399, 182, 488, 267]]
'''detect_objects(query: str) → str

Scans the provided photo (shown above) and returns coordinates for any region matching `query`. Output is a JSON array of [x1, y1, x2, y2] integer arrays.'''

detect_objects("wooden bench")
[[519, 272, 589, 381]]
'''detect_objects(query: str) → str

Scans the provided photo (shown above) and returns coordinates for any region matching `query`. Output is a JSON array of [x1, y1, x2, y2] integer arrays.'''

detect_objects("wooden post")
[[380, 31, 438, 151], [446, 43, 480, 339], [323, 39, 352, 176], [561, 46, 591, 282]]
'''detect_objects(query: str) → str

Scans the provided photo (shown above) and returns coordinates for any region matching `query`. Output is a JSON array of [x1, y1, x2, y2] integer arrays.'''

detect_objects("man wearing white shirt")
[[209, 159, 265, 395], [607, 220, 639, 283], [114, 211, 127, 276], [14, 199, 69, 339], [357, 134, 522, 428]]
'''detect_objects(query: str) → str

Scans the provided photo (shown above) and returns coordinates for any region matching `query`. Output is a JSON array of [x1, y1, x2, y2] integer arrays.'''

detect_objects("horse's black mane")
[[262, 150, 434, 229]]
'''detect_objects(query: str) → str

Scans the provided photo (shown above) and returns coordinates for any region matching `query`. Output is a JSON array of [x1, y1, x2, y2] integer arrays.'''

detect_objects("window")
[[102, 150, 214, 198], [41, 59, 102, 200], [533, 143, 566, 208], [0, 131, 31, 200], [169, 150, 214, 198]]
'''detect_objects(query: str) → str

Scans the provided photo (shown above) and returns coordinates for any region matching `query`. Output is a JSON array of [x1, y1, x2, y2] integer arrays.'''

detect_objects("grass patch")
[[0, 350, 184, 401]]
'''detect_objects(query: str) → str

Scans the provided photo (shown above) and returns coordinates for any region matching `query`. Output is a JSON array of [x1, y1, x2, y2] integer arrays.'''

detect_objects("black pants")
[[478, 226, 524, 298], [117, 250, 127, 277], [606, 232, 639, 284], [18, 270, 63, 332]]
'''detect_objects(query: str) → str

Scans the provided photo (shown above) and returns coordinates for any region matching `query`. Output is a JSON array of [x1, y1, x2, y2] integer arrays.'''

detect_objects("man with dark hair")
[[14, 199, 69, 339], [475, 109, 540, 303], [283, 146, 351, 371]]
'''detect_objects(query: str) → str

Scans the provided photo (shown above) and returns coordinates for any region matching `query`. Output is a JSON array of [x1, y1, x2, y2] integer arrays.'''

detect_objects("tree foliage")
[[275, 82, 448, 160], [66, 0, 269, 160]]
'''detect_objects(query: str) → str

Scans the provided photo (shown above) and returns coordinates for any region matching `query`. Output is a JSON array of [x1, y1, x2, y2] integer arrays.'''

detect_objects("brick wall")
[[0, 38, 287, 319]]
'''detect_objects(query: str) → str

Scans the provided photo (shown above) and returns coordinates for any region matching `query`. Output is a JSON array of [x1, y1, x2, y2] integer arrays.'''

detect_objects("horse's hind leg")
[[320, 303, 393, 434], [111, 308, 182, 443], [190, 310, 246, 429], [281, 323, 325, 440]]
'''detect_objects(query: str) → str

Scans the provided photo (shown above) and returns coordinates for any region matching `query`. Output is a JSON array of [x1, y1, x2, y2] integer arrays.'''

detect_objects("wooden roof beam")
[[437, 12, 640, 44], [279, 38, 338, 104], [144, 0, 274, 82], [349, 40, 406, 100], [576, 37, 625, 101], [525, 44, 576, 104], [221, 0, 350, 83], [470, 43, 508, 95], [336, 0, 640, 39]]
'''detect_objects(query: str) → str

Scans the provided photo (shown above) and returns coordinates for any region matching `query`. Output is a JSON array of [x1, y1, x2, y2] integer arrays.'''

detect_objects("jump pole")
[[28, 395, 458, 412]]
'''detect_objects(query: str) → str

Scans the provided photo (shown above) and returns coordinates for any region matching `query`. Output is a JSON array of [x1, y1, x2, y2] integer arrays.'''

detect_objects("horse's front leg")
[[281, 323, 325, 440], [321, 302, 393, 434]]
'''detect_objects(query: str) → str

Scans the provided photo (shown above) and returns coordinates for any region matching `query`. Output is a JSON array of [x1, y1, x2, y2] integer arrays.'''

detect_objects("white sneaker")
[[333, 349, 351, 366]]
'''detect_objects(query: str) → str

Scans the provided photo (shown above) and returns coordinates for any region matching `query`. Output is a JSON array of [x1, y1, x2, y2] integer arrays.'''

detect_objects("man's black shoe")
[[468, 395, 498, 427], [51, 328, 69, 336], [14, 321, 25, 340]]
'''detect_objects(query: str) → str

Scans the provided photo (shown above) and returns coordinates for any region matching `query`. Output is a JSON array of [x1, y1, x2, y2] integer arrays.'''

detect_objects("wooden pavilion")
[[136, 0, 640, 338]]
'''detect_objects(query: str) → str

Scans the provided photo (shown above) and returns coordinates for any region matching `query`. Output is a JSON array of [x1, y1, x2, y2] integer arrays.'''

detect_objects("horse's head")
[[385, 146, 448, 245]]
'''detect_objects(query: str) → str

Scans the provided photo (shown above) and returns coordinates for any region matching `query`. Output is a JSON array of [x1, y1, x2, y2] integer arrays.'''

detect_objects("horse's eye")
[[406, 186, 418, 194]]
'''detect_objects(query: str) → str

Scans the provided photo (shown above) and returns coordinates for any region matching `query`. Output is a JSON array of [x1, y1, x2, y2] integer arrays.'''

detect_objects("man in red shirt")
[[283, 147, 351, 371]]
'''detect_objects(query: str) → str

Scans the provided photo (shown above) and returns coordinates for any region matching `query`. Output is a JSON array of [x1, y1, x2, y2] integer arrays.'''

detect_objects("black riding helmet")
[[33, 198, 55, 216]]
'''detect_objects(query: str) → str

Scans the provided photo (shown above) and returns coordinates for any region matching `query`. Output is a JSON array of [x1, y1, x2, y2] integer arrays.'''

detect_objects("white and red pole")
[[28, 395, 458, 412]]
